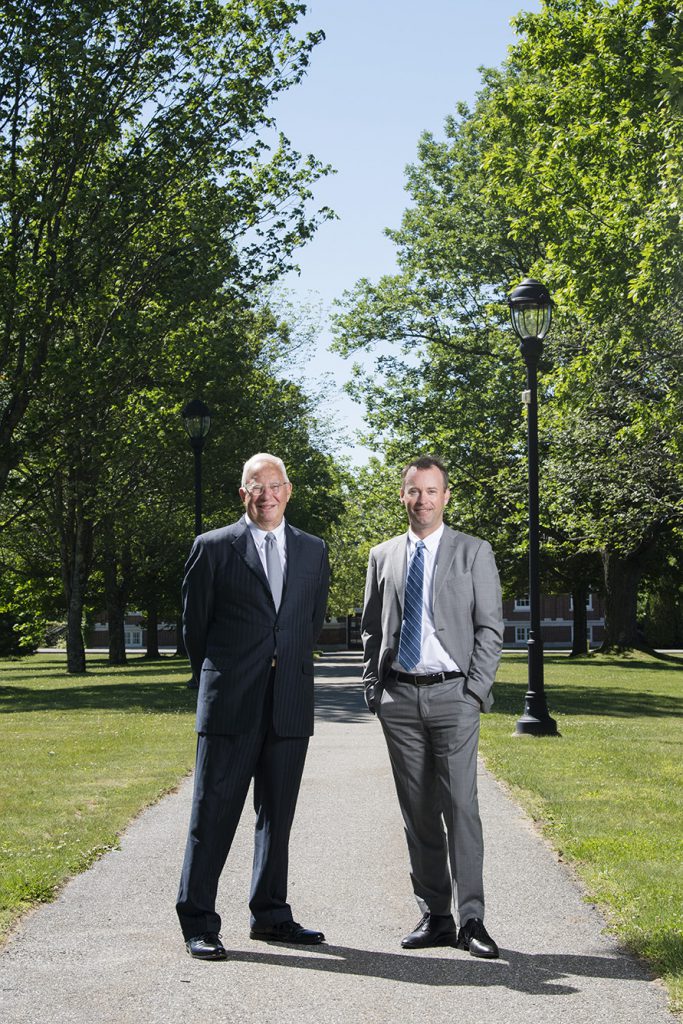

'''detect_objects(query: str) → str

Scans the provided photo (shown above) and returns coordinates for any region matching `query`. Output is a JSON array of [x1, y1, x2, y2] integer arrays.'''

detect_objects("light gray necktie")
[[264, 532, 283, 610]]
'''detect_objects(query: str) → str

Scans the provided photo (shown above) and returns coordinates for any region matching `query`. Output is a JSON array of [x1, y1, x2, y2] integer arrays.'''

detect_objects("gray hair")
[[241, 453, 289, 487]]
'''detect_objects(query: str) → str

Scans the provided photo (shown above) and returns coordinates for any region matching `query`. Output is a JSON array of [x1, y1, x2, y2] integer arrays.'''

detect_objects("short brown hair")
[[401, 455, 449, 490]]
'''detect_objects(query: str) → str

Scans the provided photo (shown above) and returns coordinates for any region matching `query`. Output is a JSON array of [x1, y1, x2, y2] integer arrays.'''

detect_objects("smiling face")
[[239, 460, 292, 530], [400, 465, 450, 538]]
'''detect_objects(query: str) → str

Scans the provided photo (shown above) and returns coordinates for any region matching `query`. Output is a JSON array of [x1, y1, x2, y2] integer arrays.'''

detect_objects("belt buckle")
[[416, 672, 436, 686]]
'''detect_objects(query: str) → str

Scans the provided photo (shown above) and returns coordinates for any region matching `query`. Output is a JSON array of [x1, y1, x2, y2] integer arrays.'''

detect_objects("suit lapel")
[[280, 523, 299, 606], [232, 517, 271, 598], [433, 526, 458, 602], [390, 535, 408, 614]]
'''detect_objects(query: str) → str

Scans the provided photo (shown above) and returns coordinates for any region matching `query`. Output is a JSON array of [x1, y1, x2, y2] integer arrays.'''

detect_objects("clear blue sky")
[[271, 1, 541, 460]]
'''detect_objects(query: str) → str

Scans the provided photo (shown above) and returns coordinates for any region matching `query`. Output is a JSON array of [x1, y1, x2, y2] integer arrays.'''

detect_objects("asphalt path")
[[0, 652, 676, 1023]]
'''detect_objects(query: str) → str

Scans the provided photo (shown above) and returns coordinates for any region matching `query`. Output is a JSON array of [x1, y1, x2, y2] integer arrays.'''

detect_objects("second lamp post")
[[508, 279, 558, 737], [182, 398, 212, 537]]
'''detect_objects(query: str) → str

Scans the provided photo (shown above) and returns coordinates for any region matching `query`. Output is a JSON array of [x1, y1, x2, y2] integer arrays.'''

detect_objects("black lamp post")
[[181, 398, 211, 536], [508, 279, 558, 737]]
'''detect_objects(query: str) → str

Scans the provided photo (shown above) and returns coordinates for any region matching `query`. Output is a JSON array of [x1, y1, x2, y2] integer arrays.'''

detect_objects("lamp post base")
[[514, 705, 559, 736]]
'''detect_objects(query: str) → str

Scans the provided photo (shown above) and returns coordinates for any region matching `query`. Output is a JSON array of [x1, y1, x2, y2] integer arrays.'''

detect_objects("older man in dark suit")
[[362, 455, 503, 959], [176, 453, 330, 960]]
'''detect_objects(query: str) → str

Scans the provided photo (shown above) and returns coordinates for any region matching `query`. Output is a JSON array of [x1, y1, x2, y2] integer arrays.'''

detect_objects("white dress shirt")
[[245, 515, 287, 583], [392, 523, 460, 674]]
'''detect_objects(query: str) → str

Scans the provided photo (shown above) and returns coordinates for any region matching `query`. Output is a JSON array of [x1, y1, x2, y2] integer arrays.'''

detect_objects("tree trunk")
[[63, 514, 93, 675], [175, 613, 186, 657], [569, 582, 589, 657], [600, 549, 648, 652], [144, 602, 160, 659], [102, 515, 130, 666]]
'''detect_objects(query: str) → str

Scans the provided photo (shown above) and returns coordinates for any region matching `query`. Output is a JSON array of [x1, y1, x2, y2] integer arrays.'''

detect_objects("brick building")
[[87, 594, 604, 651]]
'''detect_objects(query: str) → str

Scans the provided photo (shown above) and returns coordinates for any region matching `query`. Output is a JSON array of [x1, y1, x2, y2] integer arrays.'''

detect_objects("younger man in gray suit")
[[361, 455, 503, 958]]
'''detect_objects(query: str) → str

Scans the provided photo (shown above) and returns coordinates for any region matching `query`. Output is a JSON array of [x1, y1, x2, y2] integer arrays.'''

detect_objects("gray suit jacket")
[[183, 516, 330, 737], [361, 525, 503, 712]]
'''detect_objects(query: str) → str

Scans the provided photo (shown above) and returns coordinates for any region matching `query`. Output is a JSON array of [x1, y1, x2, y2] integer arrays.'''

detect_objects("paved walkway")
[[0, 653, 676, 1023]]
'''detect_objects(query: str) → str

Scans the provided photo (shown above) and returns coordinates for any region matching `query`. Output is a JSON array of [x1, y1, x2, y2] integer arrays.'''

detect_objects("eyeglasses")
[[245, 482, 289, 496]]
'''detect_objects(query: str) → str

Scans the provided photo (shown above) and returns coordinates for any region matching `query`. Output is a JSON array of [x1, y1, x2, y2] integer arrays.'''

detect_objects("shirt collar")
[[245, 514, 287, 546], [407, 523, 444, 553]]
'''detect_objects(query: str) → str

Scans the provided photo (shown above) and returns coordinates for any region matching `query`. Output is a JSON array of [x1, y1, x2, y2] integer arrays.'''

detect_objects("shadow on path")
[[216, 943, 654, 996], [313, 652, 367, 723]]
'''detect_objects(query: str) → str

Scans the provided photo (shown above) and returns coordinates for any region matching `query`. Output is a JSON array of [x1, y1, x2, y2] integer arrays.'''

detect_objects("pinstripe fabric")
[[397, 540, 425, 670], [182, 518, 330, 737], [177, 514, 330, 938], [176, 685, 309, 937]]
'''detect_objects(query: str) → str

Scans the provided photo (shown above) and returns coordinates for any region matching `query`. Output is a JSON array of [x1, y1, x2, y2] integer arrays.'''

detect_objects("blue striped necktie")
[[397, 540, 425, 670]]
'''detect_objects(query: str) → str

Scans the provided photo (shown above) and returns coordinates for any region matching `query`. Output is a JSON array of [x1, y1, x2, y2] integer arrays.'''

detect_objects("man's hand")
[[364, 682, 378, 715]]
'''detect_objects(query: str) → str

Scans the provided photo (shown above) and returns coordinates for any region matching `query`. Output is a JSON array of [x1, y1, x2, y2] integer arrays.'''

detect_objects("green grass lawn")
[[0, 654, 197, 938], [481, 651, 683, 1014]]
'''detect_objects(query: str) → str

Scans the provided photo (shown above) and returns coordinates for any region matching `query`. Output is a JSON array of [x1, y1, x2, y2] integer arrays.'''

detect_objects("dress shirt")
[[392, 524, 460, 675], [245, 515, 288, 583]]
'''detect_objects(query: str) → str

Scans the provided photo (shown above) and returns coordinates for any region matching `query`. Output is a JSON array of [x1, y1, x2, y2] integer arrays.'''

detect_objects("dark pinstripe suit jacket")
[[182, 516, 330, 737]]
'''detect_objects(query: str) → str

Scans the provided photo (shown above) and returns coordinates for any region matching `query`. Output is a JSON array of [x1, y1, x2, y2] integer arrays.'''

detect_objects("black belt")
[[391, 669, 464, 687]]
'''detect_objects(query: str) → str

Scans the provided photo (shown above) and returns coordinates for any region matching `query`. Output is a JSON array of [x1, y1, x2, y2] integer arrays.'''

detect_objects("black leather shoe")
[[185, 932, 228, 960], [456, 917, 499, 959], [401, 912, 458, 949], [250, 920, 325, 944]]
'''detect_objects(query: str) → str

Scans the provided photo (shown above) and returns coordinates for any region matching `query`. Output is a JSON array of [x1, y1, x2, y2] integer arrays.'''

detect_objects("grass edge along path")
[[479, 651, 683, 1017], [0, 654, 197, 942]]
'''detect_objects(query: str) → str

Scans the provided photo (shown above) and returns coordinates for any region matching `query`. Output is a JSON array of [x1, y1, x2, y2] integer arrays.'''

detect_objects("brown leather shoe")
[[185, 931, 228, 960], [456, 917, 499, 959], [401, 912, 458, 949]]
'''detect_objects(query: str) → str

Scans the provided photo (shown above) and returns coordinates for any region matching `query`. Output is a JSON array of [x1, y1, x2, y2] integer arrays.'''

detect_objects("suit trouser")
[[176, 685, 309, 938], [377, 676, 485, 924]]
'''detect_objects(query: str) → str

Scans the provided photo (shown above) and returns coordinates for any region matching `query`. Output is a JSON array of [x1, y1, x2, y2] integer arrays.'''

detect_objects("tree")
[[479, 0, 683, 648], [0, 0, 331, 497], [1, 292, 346, 670], [0, 1, 336, 670], [334, 1, 683, 651]]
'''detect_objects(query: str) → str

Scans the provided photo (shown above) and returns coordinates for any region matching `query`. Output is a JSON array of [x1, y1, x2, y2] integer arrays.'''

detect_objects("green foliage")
[[0, 1, 332, 490], [327, 460, 407, 615], [0, 3, 342, 668], [495, 0, 683, 310], [333, 0, 683, 648], [482, 651, 683, 1013]]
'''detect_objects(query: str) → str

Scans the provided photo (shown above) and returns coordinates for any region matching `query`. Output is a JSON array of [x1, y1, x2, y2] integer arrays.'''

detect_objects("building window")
[[570, 593, 593, 611], [515, 626, 531, 644], [124, 626, 143, 648], [514, 596, 530, 610]]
